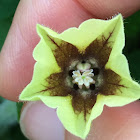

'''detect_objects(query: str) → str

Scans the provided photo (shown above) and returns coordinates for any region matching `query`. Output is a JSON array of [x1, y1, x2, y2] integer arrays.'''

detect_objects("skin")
[[0, 0, 140, 139]]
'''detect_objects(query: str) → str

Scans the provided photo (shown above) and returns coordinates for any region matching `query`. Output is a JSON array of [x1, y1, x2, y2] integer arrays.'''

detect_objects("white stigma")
[[72, 69, 95, 89]]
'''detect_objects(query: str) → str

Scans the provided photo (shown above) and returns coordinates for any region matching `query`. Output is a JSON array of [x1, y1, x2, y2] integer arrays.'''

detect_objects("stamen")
[[73, 84, 79, 90], [72, 69, 95, 89], [77, 62, 91, 72]]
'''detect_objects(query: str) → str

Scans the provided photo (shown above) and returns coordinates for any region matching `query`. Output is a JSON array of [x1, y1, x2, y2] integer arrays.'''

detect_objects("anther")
[[90, 84, 95, 90], [81, 60, 86, 63], [73, 84, 79, 90], [69, 70, 74, 77], [92, 68, 100, 75]]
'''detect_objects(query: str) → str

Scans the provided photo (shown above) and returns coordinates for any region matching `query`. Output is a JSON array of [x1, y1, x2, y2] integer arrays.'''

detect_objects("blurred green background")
[[0, 0, 140, 140]]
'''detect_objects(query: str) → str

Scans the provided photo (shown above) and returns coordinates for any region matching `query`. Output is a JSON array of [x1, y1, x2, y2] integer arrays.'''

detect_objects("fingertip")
[[77, 0, 140, 18], [89, 101, 140, 140], [20, 101, 65, 140], [66, 101, 140, 140]]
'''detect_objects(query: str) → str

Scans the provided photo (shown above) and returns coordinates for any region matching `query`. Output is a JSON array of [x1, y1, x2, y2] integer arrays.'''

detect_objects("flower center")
[[65, 57, 104, 98], [72, 69, 95, 89], [67, 59, 102, 92]]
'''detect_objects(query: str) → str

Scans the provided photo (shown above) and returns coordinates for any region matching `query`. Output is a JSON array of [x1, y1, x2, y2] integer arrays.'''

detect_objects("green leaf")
[[125, 11, 140, 50], [124, 11, 140, 81], [0, 0, 20, 50], [0, 96, 5, 103], [0, 99, 17, 136], [0, 18, 12, 50], [16, 102, 24, 121], [127, 50, 140, 80], [0, 0, 19, 20], [0, 123, 28, 140]]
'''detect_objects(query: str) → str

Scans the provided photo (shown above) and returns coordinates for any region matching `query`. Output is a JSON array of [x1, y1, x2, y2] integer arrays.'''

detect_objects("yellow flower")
[[19, 14, 140, 139]]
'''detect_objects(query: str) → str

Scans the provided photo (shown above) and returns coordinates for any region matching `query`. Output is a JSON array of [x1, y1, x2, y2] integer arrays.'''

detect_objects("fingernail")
[[20, 101, 65, 140]]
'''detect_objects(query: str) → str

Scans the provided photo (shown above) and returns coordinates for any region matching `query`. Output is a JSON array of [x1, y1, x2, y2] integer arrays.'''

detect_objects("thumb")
[[20, 101, 140, 140], [20, 101, 65, 140], [66, 101, 140, 140]]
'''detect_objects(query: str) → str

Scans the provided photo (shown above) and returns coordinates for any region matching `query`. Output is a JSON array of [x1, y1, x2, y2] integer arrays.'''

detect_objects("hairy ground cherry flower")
[[19, 14, 140, 139]]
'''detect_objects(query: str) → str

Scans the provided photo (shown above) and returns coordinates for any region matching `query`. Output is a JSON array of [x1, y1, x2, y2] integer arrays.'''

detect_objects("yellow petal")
[[19, 25, 60, 100], [104, 76, 140, 107], [105, 14, 131, 80], [40, 94, 105, 139]]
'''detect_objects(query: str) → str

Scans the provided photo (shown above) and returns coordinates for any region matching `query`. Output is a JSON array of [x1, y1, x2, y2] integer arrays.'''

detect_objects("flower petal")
[[103, 76, 140, 107], [40, 94, 104, 139], [105, 14, 131, 80], [36, 15, 123, 52], [36, 25, 81, 71], [106, 54, 131, 80], [83, 94, 105, 138], [19, 25, 61, 100], [59, 14, 123, 51], [83, 14, 124, 68]]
